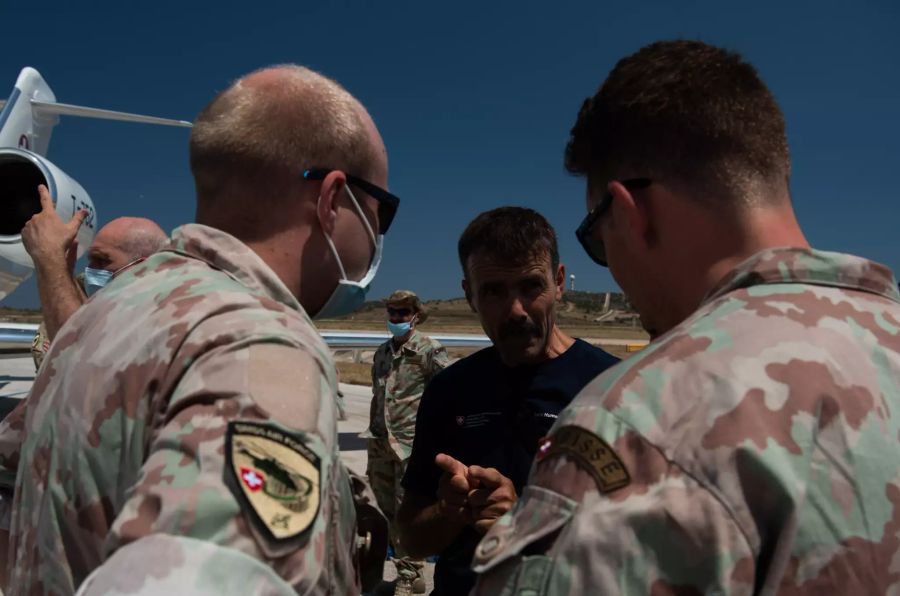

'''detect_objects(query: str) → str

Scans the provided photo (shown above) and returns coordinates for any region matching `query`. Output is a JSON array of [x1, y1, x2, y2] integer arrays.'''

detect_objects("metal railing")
[[1, 323, 493, 352], [0, 323, 39, 344], [2, 323, 647, 355], [322, 330, 491, 349]]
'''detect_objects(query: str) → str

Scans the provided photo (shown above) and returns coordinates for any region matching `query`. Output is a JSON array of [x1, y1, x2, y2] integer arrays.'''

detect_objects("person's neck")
[[665, 204, 810, 330], [243, 229, 306, 298], [392, 329, 414, 349], [197, 199, 314, 304], [543, 325, 576, 360]]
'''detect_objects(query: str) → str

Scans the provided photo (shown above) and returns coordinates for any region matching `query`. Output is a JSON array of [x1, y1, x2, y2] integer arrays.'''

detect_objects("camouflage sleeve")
[[0, 485, 11, 532], [0, 399, 27, 490], [427, 342, 450, 380], [0, 406, 20, 531], [471, 428, 754, 595], [95, 338, 357, 593], [76, 534, 295, 595], [368, 344, 386, 426], [31, 322, 50, 372], [370, 346, 380, 395]]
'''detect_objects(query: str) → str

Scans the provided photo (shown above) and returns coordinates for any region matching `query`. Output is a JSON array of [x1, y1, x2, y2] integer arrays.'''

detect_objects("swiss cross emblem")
[[456, 416, 465, 426], [536, 437, 553, 461], [240, 466, 265, 492]]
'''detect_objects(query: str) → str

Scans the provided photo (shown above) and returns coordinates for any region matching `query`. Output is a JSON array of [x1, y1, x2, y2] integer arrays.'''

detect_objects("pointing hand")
[[21, 185, 87, 271]]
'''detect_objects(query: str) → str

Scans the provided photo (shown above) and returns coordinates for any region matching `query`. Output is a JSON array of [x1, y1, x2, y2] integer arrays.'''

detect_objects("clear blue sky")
[[3, 0, 898, 308]]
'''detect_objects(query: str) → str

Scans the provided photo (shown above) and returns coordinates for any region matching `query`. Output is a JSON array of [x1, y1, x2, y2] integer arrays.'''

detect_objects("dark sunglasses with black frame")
[[302, 168, 400, 235], [575, 178, 652, 267]]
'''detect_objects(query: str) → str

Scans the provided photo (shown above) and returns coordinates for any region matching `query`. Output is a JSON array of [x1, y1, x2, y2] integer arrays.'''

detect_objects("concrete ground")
[[0, 357, 433, 594]]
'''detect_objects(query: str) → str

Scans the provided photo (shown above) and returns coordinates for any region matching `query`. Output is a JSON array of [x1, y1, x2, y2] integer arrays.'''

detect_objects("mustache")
[[498, 321, 541, 340]]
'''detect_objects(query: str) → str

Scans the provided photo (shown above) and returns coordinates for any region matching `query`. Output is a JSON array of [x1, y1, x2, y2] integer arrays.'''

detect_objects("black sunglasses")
[[575, 178, 652, 267], [303, 168, 400, 235], [386, 307, 412, 317]]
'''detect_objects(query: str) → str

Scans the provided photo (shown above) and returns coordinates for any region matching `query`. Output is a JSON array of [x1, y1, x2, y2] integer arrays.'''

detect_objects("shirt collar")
[[168, 224, 302, 311], [703, 247, 900, 305]]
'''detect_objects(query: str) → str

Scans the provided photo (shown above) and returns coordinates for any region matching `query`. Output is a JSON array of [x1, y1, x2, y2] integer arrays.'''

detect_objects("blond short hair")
[[189, 65, 378, 203]]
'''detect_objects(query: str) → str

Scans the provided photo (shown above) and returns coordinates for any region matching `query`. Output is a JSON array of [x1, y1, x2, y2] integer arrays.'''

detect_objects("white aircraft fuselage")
[[0, 67, 191, 301]]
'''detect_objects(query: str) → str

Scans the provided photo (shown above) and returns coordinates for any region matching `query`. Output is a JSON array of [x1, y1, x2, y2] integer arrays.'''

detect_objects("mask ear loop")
[[319, 184, 379, 283], [322, 230, 350, 281], [344, 185, 377, 247]]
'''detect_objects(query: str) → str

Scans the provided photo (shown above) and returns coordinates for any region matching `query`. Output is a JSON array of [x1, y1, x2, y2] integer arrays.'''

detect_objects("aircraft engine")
[[0, 147, 95, 299]]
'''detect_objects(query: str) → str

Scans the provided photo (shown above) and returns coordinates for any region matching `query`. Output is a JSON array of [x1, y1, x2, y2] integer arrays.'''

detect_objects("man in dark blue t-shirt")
[[398, 207, 620, 595]]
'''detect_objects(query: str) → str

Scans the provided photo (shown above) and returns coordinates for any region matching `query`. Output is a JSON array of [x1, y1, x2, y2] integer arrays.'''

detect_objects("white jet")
[[0, 67, 191, 300]]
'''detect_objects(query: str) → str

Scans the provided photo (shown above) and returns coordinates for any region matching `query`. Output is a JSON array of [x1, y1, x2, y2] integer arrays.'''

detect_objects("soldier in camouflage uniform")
[[0, 64, 398, 595], [21, 199, 169, 371], [363, 290, 450, 594], [472, 40, 900, 594]]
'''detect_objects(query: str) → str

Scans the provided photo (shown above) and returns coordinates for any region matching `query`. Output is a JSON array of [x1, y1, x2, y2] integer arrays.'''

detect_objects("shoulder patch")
[[225, 421, 321, 542], [537, 425, 630, 494]]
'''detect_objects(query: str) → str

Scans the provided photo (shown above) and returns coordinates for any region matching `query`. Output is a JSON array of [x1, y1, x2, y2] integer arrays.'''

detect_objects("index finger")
[[37, 185, 54, 212], [435, 453, 467, 478], [67, 209, 88, 232]]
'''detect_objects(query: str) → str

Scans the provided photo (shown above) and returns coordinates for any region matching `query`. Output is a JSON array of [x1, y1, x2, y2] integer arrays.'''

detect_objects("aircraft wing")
[[30, 100, 192, 128], [0, 257, 32, 302]]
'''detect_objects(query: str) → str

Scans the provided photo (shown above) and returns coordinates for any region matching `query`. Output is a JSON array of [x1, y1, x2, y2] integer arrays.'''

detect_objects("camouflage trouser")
[[31, 323, 50, 372], [366, 437, 424, 580]]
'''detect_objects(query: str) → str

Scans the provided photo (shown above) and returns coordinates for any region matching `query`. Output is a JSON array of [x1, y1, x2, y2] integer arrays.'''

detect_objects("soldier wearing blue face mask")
[[19, 185, 169, 370], [363, 290, 450, 596]]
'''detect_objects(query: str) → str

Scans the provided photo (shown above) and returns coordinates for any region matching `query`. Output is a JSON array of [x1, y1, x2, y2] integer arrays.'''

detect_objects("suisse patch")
[[225, 421, 321, 542], [537, 425, 630, 494]]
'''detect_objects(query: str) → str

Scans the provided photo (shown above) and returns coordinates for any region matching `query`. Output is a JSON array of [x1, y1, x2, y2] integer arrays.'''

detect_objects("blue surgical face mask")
[[83, 266, 114, 297], [313, 186, 383, 320], [387, 317, 416, 337]]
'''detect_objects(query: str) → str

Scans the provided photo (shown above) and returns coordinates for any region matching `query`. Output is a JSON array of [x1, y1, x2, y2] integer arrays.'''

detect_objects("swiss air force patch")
[[226, 421, 321, 542]]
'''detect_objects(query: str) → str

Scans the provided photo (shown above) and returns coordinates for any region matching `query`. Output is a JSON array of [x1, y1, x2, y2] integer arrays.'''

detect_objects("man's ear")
[[607, 180, 652, 255], [462, 278, 477, 313], [554, 263, 565, 301], [316, 171, 348, 236]]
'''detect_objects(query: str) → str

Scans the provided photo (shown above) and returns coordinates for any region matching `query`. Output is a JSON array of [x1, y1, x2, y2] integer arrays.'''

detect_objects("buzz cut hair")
[[565, 40, 791, 207], [189, 64, 379, 203]]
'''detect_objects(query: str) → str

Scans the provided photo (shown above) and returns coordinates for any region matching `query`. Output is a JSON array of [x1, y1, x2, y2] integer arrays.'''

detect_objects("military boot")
[[394, 572, 426, 595]]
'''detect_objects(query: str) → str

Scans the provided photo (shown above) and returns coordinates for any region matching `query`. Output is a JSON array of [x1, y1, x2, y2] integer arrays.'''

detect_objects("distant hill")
[[354, 290, 629, 315], [2, 291, 639, 331], [0, 306, 41, 323], [563, 290, 631, 313], [324, 290, 636, 329]]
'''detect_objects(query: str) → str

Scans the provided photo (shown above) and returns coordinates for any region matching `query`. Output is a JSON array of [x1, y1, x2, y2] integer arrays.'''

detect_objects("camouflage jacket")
[[3, 224, 361, 595], [362, 330, 449, 460], [472, 248, 900, 595]]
